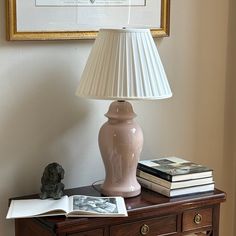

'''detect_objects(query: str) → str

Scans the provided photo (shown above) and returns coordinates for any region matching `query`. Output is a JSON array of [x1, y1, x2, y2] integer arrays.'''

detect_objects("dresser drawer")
[[182, 208, 212, 232], [110, 215, 177, 236], [68, 228, 104, 236]]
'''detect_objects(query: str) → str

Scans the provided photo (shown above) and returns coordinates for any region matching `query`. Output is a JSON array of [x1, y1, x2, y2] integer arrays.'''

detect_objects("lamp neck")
[[105, 101, 137, 120], [117, 100, 126, 102]]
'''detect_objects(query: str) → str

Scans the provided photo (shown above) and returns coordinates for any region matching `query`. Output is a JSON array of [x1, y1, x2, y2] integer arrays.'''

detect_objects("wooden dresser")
[[13, 185, 226, 236]]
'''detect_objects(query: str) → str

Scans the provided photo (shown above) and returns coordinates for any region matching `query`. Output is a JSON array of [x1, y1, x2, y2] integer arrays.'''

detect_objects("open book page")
[[6, 195, 69, 219], [68, 195, 128, 217]]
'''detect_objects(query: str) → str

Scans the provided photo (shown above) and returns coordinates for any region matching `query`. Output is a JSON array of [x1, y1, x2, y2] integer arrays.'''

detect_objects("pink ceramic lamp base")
[[98, 101, 143, 198]]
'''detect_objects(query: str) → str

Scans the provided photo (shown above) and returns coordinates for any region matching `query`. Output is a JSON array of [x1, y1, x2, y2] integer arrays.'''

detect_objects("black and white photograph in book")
[[73, 196, 118, 214], [148, 159, 211, 176]]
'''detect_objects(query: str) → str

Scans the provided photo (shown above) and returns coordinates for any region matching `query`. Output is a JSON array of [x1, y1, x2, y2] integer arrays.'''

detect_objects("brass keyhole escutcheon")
[[194, 213, 202, 224], [140, 224, 149, 235]]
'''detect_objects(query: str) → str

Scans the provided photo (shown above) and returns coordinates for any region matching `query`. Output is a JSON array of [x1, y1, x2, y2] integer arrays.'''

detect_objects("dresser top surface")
[[63, 185, 226, 211], [12, 185, 226, 232], [12, 185, 226, 210]]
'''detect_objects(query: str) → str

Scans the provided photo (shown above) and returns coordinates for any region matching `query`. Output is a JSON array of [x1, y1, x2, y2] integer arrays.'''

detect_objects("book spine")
[[136, 169, 171, 188], [137, 169, 214, 189], [137, 163, 173, 181], [137, 177, 170, 197], [138, 177, 215, 198]]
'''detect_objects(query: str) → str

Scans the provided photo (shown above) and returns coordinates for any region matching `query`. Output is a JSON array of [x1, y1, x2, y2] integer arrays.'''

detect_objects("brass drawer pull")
[[194, 213, 202, 224], [140, 224, 149, 235]]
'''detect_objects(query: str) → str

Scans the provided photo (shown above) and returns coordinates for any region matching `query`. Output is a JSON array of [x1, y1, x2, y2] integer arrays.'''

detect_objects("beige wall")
[[227, 0, 236, 235], [0, 0, 235, 235], [160, 1, 233, 234]]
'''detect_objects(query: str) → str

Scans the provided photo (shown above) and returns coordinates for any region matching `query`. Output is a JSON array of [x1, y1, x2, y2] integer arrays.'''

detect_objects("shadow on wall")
[[0, 56, 89, 168]]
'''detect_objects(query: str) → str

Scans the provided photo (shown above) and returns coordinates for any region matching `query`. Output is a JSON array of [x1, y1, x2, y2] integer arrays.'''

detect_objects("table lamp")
[[76, 28, 172, 198]]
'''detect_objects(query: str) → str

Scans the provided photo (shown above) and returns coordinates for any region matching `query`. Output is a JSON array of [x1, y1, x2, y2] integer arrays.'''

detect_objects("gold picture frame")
[[6, 0, 170, 41]]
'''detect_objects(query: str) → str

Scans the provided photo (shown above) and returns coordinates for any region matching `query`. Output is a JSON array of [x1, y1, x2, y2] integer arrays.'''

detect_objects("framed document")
[[6, 0, 170, 41]]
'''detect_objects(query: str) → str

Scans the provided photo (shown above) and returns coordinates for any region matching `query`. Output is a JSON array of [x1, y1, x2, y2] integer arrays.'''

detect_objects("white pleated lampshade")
[[76, 28, 172, 100]]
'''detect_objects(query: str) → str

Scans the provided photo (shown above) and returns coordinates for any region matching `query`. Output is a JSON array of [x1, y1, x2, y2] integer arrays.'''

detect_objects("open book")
[[6, 195, 127, 219]]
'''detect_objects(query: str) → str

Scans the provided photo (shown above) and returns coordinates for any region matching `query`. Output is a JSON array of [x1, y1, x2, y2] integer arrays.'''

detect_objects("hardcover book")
[[137, 176, 215, 197], [137, 169, 214, 189], [6, 195, 127, 219], [138, 157, 213, 182]]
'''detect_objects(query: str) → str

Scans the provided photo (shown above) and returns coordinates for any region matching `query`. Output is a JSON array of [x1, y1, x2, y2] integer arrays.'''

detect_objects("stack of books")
[[137, 157, 214, 197]]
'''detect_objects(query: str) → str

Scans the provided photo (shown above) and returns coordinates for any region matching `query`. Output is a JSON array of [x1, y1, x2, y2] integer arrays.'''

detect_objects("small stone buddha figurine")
[[39, 162, 65, 200]]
